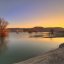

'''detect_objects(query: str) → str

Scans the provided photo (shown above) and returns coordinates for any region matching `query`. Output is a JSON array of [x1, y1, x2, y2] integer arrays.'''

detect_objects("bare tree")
[[0, 18, 8, 37], [0, 18, 8, 30]]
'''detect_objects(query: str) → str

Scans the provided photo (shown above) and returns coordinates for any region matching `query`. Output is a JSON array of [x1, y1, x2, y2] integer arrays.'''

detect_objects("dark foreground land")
[[14, 46, 64, 64]]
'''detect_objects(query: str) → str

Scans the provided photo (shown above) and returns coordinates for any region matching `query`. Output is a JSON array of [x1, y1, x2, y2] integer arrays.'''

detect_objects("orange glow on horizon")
[[7, 10, 64, 28], [7, 16, 64, 28]]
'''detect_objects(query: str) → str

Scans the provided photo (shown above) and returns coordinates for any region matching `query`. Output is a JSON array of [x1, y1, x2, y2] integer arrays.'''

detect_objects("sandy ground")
[[14, 47, 64, 64]]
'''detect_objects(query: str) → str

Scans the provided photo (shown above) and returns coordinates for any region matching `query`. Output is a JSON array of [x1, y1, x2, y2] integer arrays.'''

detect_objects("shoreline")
[[14, 47, 64, 64]]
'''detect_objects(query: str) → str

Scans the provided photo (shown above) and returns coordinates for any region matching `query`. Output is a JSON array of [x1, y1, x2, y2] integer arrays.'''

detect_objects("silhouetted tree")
[[0, 18, 8, 29], [0, 18, 8, 37]]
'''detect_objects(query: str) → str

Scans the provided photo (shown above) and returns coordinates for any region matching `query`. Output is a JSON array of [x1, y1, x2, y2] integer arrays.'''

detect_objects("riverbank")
[[14, 47, 64, 64]]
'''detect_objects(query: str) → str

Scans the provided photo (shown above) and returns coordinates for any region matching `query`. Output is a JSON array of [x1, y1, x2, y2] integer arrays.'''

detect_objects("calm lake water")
[[0, 32, 64, 64]]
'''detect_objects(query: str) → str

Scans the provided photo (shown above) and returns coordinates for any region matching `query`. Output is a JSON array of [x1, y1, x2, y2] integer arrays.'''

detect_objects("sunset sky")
[[0, 0, 64, 28]]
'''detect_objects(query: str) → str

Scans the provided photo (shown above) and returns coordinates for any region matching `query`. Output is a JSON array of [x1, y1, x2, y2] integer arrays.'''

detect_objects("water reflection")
[[29, 32, 52, 38], [0, 37, 8, 53], [0, 32, 64, 64]]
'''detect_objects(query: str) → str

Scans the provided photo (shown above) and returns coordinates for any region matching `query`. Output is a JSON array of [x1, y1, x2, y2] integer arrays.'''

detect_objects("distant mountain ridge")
[[7, 27, 64, 32]]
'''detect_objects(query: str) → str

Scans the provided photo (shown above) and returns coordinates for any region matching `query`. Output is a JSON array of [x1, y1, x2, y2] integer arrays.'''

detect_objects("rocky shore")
[[14, 44, 64, 64]]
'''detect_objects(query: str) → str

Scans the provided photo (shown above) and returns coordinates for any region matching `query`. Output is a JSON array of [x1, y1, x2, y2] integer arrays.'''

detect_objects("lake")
[[0, 32, 64, 64]]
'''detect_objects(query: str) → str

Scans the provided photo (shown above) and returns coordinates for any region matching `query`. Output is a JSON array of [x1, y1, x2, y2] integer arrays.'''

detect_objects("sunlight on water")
[[0, 32, 64, 64]]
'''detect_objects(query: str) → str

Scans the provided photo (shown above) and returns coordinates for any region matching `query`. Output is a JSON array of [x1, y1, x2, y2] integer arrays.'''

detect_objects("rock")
[[59, 43, 64, 48]]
